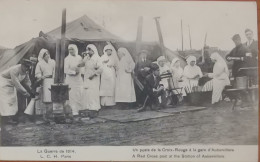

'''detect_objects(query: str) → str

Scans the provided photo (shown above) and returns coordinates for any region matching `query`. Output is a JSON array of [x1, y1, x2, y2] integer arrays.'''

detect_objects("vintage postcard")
[[0, 0, 258, 161]]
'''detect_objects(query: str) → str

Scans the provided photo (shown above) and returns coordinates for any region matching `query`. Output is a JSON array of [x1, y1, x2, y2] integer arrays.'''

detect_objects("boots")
[[137, 106, 147, 112]]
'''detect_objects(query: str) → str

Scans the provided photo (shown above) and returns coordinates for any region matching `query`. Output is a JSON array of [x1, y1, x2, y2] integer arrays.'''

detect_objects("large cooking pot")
[[235, 76, 248, 89]]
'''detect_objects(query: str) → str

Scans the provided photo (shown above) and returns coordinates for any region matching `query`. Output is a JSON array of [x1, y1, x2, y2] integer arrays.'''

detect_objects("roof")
[[0, 45, 7, 49], [0, 37, 56, 72], [47, 15, 121, 41]]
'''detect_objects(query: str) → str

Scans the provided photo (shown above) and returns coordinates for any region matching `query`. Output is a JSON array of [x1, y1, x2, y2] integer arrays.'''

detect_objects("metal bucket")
[[187, 92, 201, 106], [24, 98, 36, 115], [235, 76, 248, 89]]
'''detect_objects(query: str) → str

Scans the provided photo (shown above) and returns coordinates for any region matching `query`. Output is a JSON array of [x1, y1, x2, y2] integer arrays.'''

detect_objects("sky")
[[0, 0, 258, 51]]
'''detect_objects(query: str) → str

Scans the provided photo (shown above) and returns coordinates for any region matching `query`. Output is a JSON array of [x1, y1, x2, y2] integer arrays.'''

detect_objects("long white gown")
[[82, 45, 103, 111], [35, 59, 55, 102], [115, 48, 136, 103], [64, 54, 83, 115], [100, 53, 118, 106], [208, 53, 230, 104]]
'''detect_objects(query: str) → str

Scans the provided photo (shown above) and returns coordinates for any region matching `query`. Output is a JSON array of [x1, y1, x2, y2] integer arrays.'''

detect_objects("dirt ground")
[[0, 101, 258, 146]]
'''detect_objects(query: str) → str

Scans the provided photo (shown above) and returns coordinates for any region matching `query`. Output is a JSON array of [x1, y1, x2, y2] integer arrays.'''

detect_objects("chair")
[[161, 72, 183, 105]]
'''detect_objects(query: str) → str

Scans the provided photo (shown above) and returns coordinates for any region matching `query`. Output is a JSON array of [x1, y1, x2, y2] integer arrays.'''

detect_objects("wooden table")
[[224, 86, 258, 110]]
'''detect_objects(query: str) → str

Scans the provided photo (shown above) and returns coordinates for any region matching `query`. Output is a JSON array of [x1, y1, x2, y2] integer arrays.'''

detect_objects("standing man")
[[244, 28, 258, 66], [226, 34, 248, 77], [0, 59, 34, 124], [134, 50, 152, 106]]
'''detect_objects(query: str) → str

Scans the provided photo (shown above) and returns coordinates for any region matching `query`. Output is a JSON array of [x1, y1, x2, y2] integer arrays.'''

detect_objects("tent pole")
[[181, 19, 184, 51], [189, 25, 192, 50], [154, 17, 167, 60], [202, 32, 207, 63], [135, 16, 143, 62], [133, 16, 145, 91]]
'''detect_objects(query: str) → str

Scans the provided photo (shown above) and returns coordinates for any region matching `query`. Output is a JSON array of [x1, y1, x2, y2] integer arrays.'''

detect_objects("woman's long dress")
[[64, 55, 83, 115], [100, 55, 117, 106], [82, 55, 103, 111], [208, 54, 230, 104], [35, 59, 55, 115], [115, 56, 136, 103]]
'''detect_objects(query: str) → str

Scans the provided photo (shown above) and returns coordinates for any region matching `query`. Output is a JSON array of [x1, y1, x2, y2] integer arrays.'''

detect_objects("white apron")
[[64, 54, 83, 116], [65, 74, 83, 115], [0, 75, 25, 116], [82, 55, 102, 111], [100, 57, 117, 106], [42, 78, 54, 102]]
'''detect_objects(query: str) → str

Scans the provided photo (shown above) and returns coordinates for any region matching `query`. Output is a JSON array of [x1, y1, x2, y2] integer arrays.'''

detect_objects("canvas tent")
[[0, 14, 185, 72], [0, 15, 120, 72], [0, 45, 8, 60], [47, 15, 185, 65], [0, 45, 7, 50], [0, 37, 56, 72], [48, 15, 121, 41]]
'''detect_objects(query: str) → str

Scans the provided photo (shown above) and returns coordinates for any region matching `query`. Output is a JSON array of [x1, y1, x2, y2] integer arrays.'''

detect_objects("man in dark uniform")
[[137, 63, 166, 112], [134, 50, 152, 106], [226, 34, 255, 107], [226, 34, 249, 77]]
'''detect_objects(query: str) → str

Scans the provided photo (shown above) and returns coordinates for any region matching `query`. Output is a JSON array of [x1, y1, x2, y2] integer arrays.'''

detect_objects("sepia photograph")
[[0, 0, 258, 161]]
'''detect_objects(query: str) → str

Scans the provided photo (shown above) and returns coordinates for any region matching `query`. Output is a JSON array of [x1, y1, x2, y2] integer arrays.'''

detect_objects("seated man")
[[137, 63, 167, 112]]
